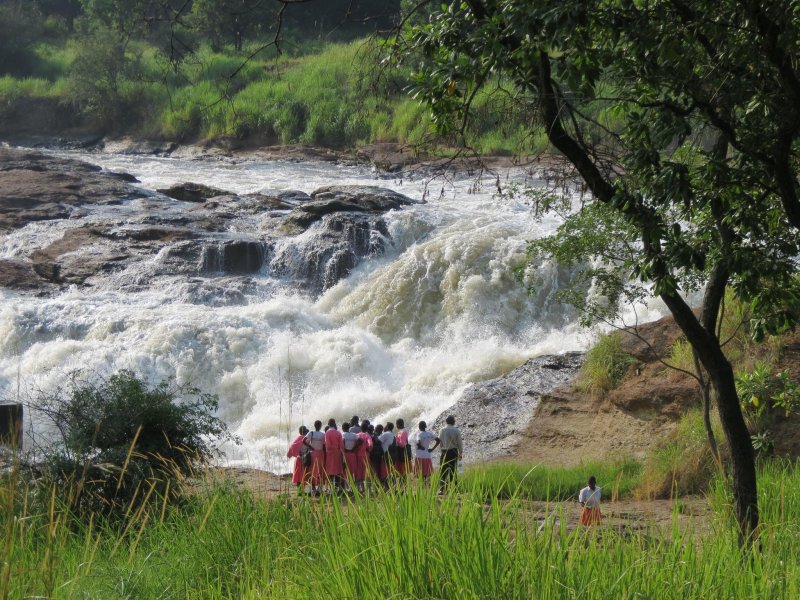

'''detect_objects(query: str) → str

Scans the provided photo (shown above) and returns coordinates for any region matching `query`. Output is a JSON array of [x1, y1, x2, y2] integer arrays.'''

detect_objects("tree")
[[35, 0, 83, 32], [400, 0, 800, 541], [0, 4, 44, 76], [190, 0, 275, 52]]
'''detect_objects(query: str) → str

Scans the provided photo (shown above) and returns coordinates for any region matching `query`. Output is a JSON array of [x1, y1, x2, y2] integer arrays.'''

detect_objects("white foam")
[[0, 151, 659, 471]]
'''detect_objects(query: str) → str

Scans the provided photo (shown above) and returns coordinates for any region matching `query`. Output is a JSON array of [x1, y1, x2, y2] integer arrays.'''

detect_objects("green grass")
[[576, 331, 640, 395], [635, 409, 724, 500], [462, 459, 642, 501], [3, 458, 799, 598]]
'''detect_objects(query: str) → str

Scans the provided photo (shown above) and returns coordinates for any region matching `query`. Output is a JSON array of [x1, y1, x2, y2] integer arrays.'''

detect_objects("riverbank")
[[2, 133, 571, 178]]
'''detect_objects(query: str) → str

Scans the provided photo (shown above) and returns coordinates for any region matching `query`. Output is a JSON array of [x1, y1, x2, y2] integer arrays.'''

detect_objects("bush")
[[576, 331, 639, 395], [34, 370, 236, 516]]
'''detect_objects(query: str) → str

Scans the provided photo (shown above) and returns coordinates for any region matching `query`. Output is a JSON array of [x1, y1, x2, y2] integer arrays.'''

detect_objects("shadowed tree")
[[398, 0, 800, 541]]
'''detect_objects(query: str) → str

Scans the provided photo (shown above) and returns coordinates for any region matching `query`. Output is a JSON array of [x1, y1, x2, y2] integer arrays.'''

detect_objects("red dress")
[[394, 429, 410, 475], [304, 431, 325, 486], [324, 428, 344, 478], [356, 432, 372, 481], [286, 434, 309, 485]]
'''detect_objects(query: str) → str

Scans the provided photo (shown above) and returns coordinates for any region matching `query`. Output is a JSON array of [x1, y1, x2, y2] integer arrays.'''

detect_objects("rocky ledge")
[[432, 352, 585, 464], [0, 147, 423, 298]]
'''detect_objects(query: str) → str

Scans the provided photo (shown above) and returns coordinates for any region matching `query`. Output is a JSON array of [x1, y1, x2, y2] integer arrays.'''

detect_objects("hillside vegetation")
[[0, 1, 546, 154]]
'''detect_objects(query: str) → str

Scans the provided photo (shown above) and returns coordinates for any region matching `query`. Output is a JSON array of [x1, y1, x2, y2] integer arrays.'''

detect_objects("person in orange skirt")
[[286, 425, 310, 495], [303, 420, 325, 496], [578, 476, 602, 525], [393, 418, 411, 477]]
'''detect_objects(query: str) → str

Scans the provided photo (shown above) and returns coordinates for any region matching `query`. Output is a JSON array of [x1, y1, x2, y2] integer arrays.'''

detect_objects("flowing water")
[[0, 149, 669, 471]]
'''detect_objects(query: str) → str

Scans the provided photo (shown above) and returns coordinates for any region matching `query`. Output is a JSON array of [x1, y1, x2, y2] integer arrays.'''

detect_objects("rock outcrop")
[[0, 147, 147, 231], [0, 147, 421, 297], [432, 353, 585, 464]]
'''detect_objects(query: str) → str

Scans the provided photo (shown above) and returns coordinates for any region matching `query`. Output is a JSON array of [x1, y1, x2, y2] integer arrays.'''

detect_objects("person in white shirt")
[[437, 415, 462, 492], [377, 422, 396, 485], [412, 420, 439, 479], [578, 476, 602, 525]]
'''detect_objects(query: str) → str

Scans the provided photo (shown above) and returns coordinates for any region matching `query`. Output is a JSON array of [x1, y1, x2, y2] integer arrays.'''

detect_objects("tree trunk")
[[706, 360, 759, 541], [693, 349, 721, 465], [661, 291, 759, 541]]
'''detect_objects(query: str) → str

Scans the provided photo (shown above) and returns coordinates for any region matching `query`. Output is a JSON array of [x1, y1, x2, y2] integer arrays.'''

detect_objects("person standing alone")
[[412, 421, 438, 479], [437, 415, 462, 493], [578, 476, 602, 525]]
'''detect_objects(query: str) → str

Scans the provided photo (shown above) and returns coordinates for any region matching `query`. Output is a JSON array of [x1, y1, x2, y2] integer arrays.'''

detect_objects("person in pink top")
[[341, 421, 362, 491], [323, 418, 345, 492], [393, 418, 411, 477], [303, 420, 325, 496], [286, 425, 310, 495], [356, 420, 373, 491]]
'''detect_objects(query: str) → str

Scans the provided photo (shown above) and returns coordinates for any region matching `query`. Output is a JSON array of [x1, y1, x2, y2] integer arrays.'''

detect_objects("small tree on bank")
[[34, 370, 236, 516], [398, 0, 800, 541]]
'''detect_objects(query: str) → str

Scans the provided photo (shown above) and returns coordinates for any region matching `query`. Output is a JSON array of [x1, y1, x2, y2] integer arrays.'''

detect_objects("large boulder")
[[156, 182, 229, 203], [284, 185, 421, 231], [432, 353, 585, 464]]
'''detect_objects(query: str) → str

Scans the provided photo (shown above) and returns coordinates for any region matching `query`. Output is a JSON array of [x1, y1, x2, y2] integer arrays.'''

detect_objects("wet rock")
[[0, 147, 146, 231], [156, 182, 230, 203], [270, 213, 389, 293], [284, 185, 420, 231], [104, 171, 139, 183], [431, 352, 585, 464], [0, 260, 53, 292], [110, 226, 198, 243], [200, 240, 270, 275], [30, 227, 128, 284]]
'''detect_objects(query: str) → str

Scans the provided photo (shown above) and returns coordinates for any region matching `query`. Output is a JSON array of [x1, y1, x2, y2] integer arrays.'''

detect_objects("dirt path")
[[200, 467, 713, 537]]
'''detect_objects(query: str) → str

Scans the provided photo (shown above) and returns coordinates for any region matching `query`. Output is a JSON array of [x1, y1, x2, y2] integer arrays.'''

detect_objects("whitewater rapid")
[[0, 149, 668, 471]]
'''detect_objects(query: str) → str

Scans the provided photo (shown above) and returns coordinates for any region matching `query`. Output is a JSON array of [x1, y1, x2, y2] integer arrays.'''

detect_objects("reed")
[[1, 457, 798, 598]]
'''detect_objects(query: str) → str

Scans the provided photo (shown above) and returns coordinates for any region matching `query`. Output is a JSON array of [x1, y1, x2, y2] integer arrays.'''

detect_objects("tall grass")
[[2, 458, 798, 598], [463, 459, 642, 501], [634, 409, 724, 499], [576, 331, 640, 395]]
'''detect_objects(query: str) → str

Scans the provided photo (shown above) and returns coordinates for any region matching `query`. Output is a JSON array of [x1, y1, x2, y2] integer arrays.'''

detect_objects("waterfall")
[[0, 149, 671, 471]]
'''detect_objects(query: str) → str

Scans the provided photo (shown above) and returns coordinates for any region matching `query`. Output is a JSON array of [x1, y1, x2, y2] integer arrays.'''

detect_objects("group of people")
[[286, 414, 463, 496]]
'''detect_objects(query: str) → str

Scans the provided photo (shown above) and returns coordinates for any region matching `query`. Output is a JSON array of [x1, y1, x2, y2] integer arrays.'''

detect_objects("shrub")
[[34, 370, 236, 516], [576, 331, 639, 395], [634, 409, 723, 499]]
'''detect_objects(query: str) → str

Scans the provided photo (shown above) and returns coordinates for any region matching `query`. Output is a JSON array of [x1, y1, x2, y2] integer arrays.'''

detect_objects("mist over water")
[[0, 150, 668, 471]]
